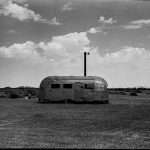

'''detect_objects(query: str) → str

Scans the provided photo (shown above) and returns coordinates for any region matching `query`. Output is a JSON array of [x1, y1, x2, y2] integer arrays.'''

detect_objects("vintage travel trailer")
[[38, 76, 109, 103]]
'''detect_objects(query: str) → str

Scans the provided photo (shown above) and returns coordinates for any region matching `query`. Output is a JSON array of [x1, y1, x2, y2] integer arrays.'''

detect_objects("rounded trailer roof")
[[40, 76, 108, 87]]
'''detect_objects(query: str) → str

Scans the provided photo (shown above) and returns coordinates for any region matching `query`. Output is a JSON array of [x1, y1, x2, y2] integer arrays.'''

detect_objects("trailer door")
[[49, 83, 62, 101], [83, 83, 95, 101], [74, 82, 84, 101]]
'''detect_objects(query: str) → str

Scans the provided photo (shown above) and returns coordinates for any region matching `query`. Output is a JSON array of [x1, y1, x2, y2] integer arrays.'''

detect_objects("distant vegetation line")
[[108, 87, 150, 90], [0, 87, 38, 99], [0, 86, 150, 99]]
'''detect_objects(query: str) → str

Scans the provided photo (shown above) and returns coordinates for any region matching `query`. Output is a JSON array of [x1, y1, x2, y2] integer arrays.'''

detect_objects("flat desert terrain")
[[0, 94, 150, 148]]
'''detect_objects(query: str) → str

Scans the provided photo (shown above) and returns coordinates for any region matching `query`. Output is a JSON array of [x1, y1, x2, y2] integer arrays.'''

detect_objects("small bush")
[[9, 93, 20, 98], [130, 92, 138, 96], [0, 95, 7, 98], [136, 89, 142, 93], [0, 92, 7, 98], [119, 92, 126, 95]]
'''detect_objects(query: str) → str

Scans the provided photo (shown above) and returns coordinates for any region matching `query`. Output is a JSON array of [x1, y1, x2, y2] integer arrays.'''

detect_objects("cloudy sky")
[[1, 0, 150, 88]]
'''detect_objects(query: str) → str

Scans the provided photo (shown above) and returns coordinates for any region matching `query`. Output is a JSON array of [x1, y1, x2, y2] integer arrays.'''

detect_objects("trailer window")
[[51, 84, 60, 88], [84, 83, 94, 89], [63, 84, 72, 89]]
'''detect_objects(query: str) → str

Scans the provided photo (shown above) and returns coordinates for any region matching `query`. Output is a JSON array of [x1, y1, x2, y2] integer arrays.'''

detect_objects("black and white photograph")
[[0, 0, 150, 148]]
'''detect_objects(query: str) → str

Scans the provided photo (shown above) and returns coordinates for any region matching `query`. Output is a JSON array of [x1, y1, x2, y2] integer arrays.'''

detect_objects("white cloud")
[[122, 24, 142, 29], [52, 32, 90, 52], [8, 29, 16, 34], [1, 31, 150, 87], [48, 17, 62, 26], [87, 46, 150, 87], [0, 0, 62, 25], [0, 0, 42, 21], [62, 2, 73, 11], [88, 28, 97, 34], [0, 32, 89, 62], [123, 19, 150, 29], [131, 19, 150, 25], [98, 16, 117, 24], [86, 46, 150, 68], [0, 41, 40, 60], [87, 27, 102, 34], [99, 47, 150, 63], [44, 45, 150, 87], [12, 0, 27, 3]]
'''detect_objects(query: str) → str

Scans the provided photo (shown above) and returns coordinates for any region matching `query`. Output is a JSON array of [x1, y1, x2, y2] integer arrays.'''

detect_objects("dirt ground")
[[0, 94, 150, 148]]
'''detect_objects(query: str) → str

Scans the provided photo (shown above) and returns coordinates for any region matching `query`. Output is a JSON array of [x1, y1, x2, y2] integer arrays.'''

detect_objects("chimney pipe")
[[84, 52, 86, 77], [84, 51, 90, 77]]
